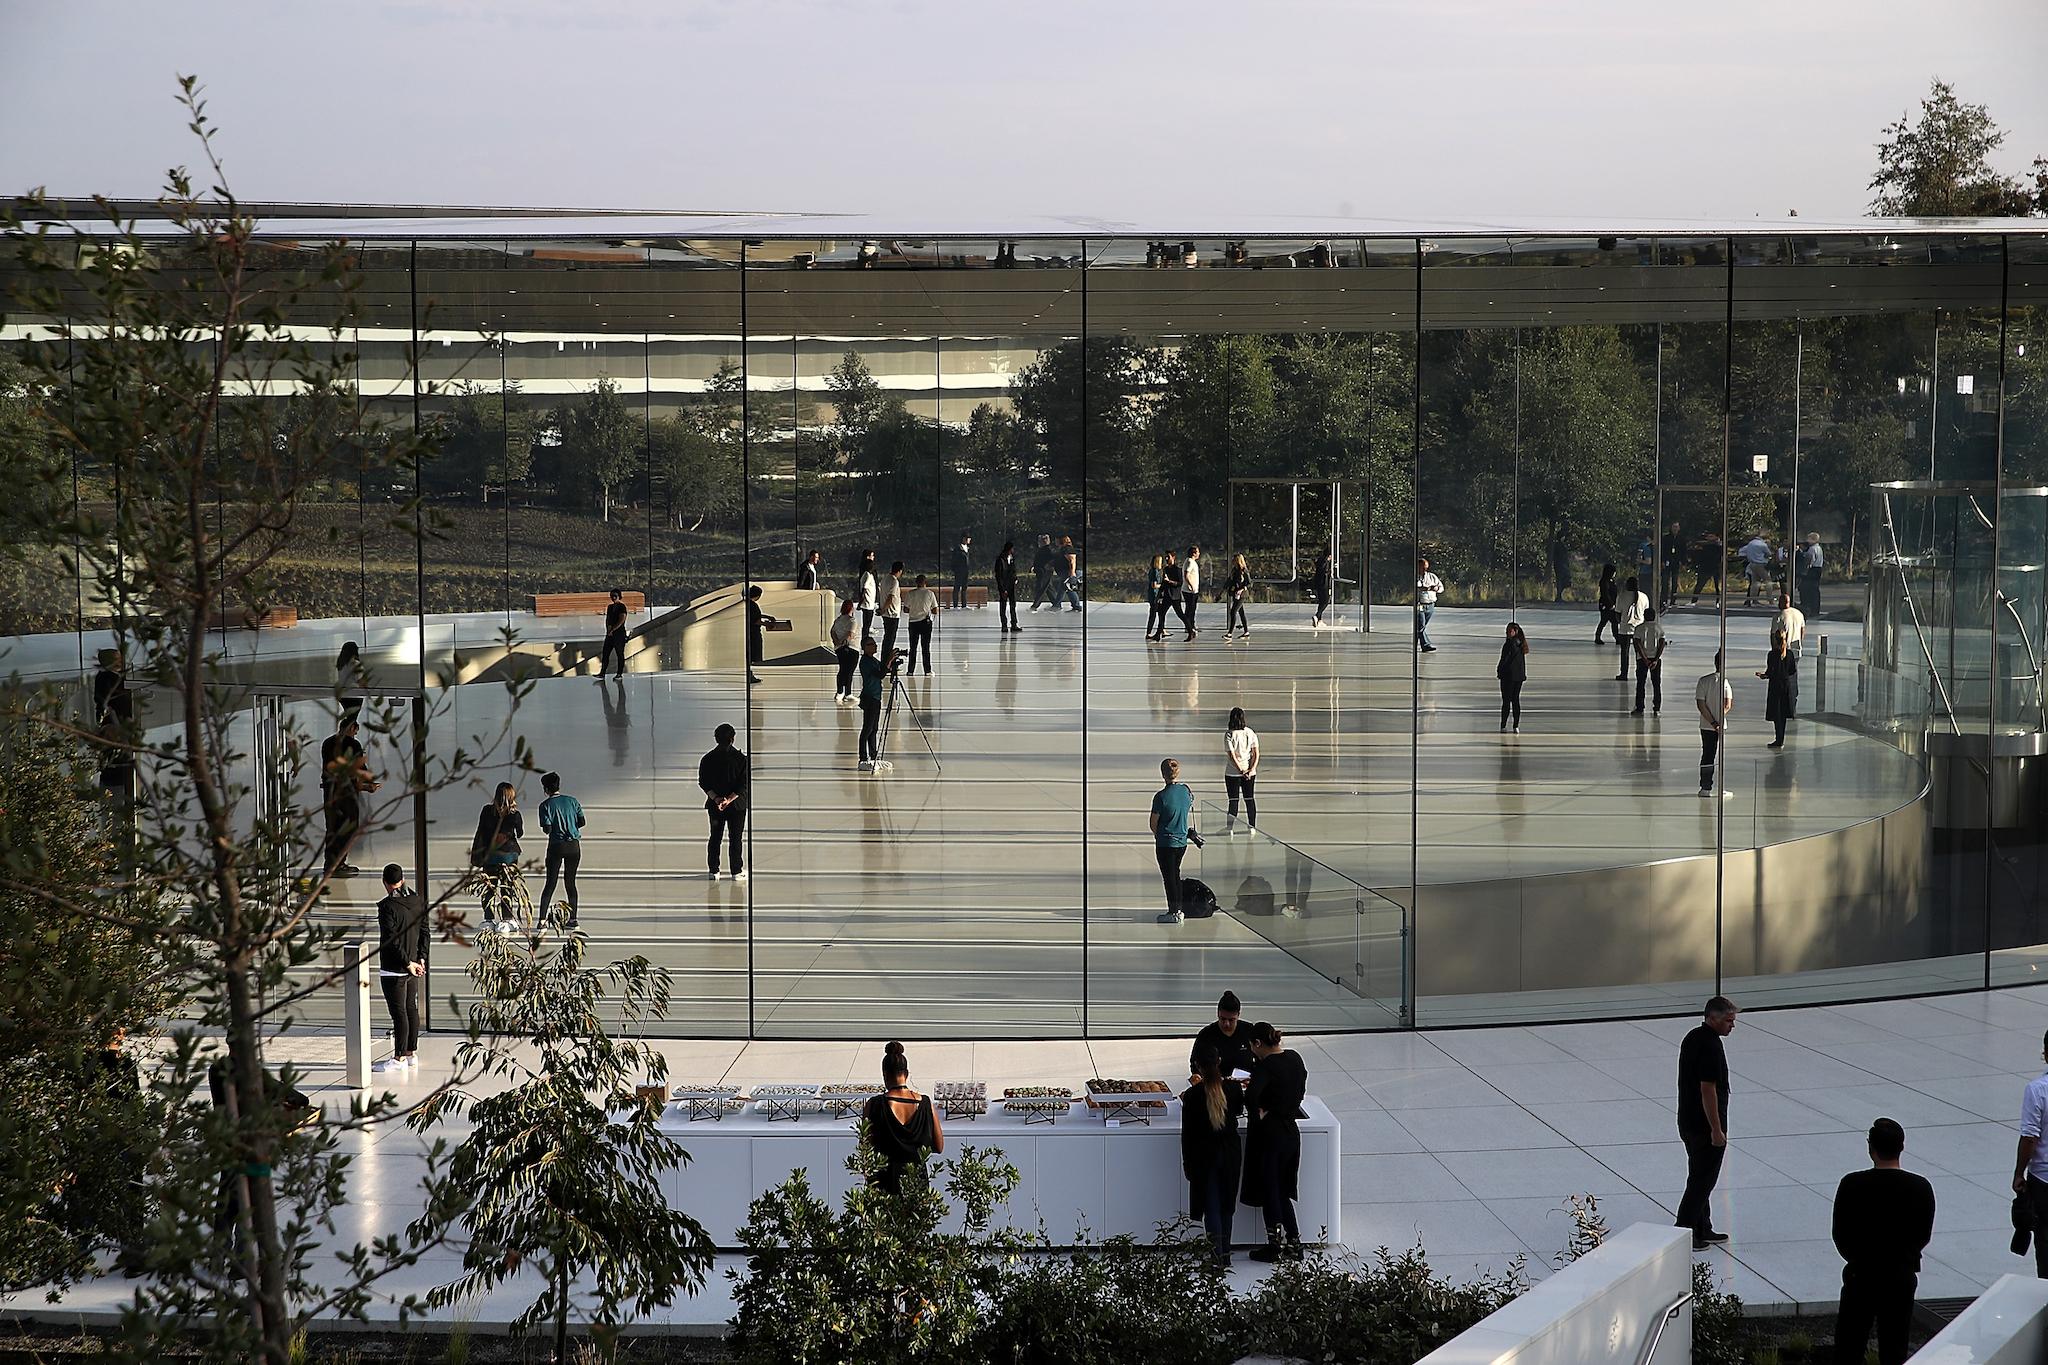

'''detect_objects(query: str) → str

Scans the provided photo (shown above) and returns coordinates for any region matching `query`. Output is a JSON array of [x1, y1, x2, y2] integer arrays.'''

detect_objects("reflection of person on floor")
[[2011, 1032, 2048, 1276], [856, 638, 886, 770], [537, 770, 585, 925], [1282, 848, 1312, 918], [1029, 533, 1055, 611], [1224, 708, 1259, 830], [1674, 996, 1737, 1249], [863, 1042, 943, 1194], [993, 541, 1021, 633], [1759, 631, 1798, 748], [1613, 576, 1648, 681], [600, 588, 628, 680], [1182, 1044, 1245, 1267], [1497, 622, 1528, 733], [1152, 757, 1194, 924], [1632, 609, 1666, 715], [698, 722, 748, 882], [1311, 551, 1333, 627], [373, 863, 427, 1071], [601, 676, 630, 767], [1190, 990, 1254, 1081], [1243, 1022, 1308, 1262], [1695, 652, 1732, 796], [831, 597, 860, 704], [903, 574, 938, 675], [1831, 1117, 1934, 1365], [1414, 557, 1442, 652], [745, 584, 781, 686]]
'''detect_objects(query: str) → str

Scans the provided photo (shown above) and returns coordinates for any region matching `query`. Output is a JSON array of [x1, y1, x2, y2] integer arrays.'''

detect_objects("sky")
[[3, 0, 2045, 225]]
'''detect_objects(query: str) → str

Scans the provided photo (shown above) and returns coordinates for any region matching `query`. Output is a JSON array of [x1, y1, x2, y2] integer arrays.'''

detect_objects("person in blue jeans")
[[1415, 557, 1443, 653], [537, 770, 586, 927], [1153, 757, 1194, 924]]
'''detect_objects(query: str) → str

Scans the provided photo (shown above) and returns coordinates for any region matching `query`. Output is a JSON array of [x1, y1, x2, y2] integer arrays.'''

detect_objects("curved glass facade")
[[6, 226, 2047, 1037]]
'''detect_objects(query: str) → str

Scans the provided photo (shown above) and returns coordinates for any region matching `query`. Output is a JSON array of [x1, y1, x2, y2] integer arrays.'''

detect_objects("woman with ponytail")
[[1241, 1021, 1309, 1261], [1180, 1043, 1245, 1264], [860, 1041, 944, 1193]]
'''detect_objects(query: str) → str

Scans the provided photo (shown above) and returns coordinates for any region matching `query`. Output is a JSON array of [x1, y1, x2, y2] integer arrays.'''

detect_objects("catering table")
[[657, 1095, 1342, 1249]]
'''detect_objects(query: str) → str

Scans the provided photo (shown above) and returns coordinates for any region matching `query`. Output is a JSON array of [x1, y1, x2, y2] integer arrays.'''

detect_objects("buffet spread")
[[657, 1079, 1167, 1128]]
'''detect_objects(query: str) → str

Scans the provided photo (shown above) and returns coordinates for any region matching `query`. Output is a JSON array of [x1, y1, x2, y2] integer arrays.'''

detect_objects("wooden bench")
[[964, 586, 989, 608], [207, 605, 298, 629], [531, 591, 646, 618]]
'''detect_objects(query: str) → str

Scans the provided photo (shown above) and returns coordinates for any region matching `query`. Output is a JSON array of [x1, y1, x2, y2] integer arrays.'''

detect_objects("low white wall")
[[1914, 1274, 2048, 1365], [1414, 1223, 1692, 1365]]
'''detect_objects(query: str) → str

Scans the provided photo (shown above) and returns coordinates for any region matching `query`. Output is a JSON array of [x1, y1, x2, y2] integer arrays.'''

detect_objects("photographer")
[[856, 638, 889, 772]]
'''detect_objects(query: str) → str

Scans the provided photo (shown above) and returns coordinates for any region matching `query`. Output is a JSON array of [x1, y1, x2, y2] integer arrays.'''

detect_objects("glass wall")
[[12, 225, 2048, 1036]]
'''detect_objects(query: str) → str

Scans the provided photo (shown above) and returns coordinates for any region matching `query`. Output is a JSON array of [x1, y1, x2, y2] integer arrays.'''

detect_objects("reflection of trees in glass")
[[552, 376, 637, 523], [647, 413, 737, 531], [425, 381, 534, 503], [960, 401, 1033, 534], [1012, 337, 1157, 516]]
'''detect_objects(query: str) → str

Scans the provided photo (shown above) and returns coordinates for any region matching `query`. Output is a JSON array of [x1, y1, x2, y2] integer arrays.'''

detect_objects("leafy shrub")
[[1691, 1256, 1751, 1365], [977, 1229, 1237, 1365], [1234, 1244, 1526, 1365]]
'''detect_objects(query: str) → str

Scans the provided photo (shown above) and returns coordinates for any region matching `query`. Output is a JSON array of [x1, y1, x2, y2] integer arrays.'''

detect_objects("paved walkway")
[[11, 984, 2046, 1330]]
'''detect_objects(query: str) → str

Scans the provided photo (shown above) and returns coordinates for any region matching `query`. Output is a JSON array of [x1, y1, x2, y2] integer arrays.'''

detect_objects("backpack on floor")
[[1180, 878, 1219, 919]]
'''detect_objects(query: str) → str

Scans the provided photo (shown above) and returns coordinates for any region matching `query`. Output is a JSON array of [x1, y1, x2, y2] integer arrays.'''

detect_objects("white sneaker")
[[733, 870, 749, 883], [402, 1055, 419, 1069], [372, 1057, 405, 1074], [712, 871, 727, 881], [1156, 909, 1184, 924]]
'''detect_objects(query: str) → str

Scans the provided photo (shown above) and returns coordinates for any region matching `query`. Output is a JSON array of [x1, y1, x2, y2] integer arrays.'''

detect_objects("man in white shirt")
[[1415, 557, 1443, 653], [1695, 651, 1733, 796], [879, 562, 904, 660], [1771, 591, 1807, 659], [1180, 545, 1204, 640], [1796, 533, 1824, 618], [1632, 608, 1667, 715], [1614, 575, 1650, 682], [1739, 535, 1773, 606], [902, 573, 939, 675], [2015, 1032, 2048, 1276]]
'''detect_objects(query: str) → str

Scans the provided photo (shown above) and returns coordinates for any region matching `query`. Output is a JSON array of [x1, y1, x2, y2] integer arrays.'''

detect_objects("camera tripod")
[[872, 657, 940, 773]]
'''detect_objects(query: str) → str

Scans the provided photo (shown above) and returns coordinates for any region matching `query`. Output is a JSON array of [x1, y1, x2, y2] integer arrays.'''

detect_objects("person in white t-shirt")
[[1415, 557, 1444, 653], [1181, 545, 1204, 640], [1795, 533, 1824, 618], [829, 597, 860, 705], [1613, 575, 1650, 682], [1224, 707, 1260, 831], [903, 574, 939, 675], [879, 562, 905, 660], [2012, 1030, 2048, 1276], [1632, 609, 1667, 715], [1739, 535, 1773, 605], [1771, 590, 1807, 658], [1695, 651, 1734, 796]]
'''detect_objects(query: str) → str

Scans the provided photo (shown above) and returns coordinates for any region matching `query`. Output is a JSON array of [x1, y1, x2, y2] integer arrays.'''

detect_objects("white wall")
[[1914, 1274, 2048, 1365]]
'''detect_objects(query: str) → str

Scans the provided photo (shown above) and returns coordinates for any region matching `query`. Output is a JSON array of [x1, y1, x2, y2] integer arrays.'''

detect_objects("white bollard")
[[342, 940, 370, 1088]]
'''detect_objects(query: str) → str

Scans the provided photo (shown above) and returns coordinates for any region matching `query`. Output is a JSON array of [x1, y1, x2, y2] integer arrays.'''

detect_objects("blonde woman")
[[1181, 1043, 1244, 1265], [1225, 552, 1252, 639], [1145, 554, 1171, 640]]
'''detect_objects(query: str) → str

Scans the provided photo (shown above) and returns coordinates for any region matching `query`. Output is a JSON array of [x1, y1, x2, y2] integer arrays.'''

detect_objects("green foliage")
[[1012, 337, 1159, 512], [980, 1233, 1237, 1365], [1868, 79, 2044, 218], [1237, 1244, 1526, 1365], [426, 382, 537, 501], [1690, 1256, 1751, 1365], [823, 349, 887, 459], [730, 1135, 1025, 1365], [648, 412, 739, 530], [554, 377, 639, 521], [410, 926, 712, 1361]]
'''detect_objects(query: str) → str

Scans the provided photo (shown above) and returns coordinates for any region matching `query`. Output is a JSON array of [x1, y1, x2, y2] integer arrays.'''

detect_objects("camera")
[[885, 649, 905, 674]]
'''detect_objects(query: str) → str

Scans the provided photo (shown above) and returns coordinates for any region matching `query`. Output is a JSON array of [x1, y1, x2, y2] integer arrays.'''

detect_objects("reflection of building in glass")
[[6, 213, 2046, 1036]]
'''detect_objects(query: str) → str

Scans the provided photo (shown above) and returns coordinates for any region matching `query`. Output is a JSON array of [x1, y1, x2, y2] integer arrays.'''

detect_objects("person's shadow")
[[601, 676, 630, 768]]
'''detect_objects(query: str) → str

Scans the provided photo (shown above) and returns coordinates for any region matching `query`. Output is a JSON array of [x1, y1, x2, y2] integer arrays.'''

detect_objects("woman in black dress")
[[1240, 1021, 1309, 1261], [1181, 1044, 1245, 1265], [1498, 621, 1529, 733], [1758, 630, 1798, 748], [861, 1041, 945, 1194]]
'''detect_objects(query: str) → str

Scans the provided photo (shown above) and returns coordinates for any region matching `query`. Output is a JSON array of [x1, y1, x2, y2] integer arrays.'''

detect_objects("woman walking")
[[1498, 621, 1529, 733], [1310, 551, 1333, 627], [1242, 1022, 1308, 1262], [1758, 630, 1798, 748], [1594, 563, 1618, 644], [1225, 552, 1252, 639], [1181, 1044, 1244, 1265], [1224, 706, 1259, 831]]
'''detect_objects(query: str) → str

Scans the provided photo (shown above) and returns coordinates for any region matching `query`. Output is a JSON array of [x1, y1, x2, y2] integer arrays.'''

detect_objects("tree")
[[557, 377, 638, 522], [1869, 78, 2045, 217], [427, 382, 536, 504], [822, 349, 887, 463], [1804, 411, 1913, 566], [958, 401, 1033, 533], [411, 926, 711, 1363], [851, 403, 942, 530], [647, 412, 738, 530], [1011, 337, 1159, 516], [1150, 335, 1277, 523]]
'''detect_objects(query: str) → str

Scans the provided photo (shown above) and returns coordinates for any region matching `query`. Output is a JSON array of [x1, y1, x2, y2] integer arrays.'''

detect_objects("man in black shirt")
[[600, 588, 629, 680], [1029, 533, 1056, 611], [699, 722, 749, 882], [1675, 995, 1737, 1248], [1830, 1117, 1934, 1365], [950, 534, 972, 609], [797, 550, 822, 592], [374, 863, 428, 1072], [745, 585, 781, 686], [1189, 990, 1255, 1081]]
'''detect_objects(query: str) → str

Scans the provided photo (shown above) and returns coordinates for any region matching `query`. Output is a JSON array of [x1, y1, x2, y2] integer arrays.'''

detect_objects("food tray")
[[749, 1083, 820, 1097], [934, 1081, 986, 1120], [748, 1084, 822, 1121], [1085, 1078, 1173, 1125], [1001, 1086, 1072, 1099], [817, 1082, 880, 1117], [671, 1094, 748, 1122], [1001, 1094, 1074, 1125]]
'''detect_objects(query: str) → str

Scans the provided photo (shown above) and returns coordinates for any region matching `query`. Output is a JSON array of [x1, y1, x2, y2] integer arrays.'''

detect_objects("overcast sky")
[[4, 0, 2045, 224]]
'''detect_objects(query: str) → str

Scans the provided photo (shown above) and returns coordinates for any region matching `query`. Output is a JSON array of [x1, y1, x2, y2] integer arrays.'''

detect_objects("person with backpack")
[[1153, 757, 1197, 924]]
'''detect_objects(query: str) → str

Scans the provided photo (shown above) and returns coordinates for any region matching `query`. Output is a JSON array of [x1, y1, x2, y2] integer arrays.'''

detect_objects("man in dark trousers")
[[2013, 1028, 2048, 1276], [600, 588, 629, 680], [319, 714, 377, 880], [745, 584, 781, 686], [698, 722, 749, 882], [373, 863, 428, 1073], [1675, 996, 1738, 1249], [1029, 533, 1056, 612], [1831, 1117, 1934, 1365], [1189, 990, 1254, 1081], [992, 541, 1021, 633], [1660, 520, 1685, 607], [950, 533, 973, 608], [797, 549, 822, 592]]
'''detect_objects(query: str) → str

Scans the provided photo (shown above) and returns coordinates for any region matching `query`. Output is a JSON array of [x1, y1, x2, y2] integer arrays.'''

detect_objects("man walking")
[[698, 722, 749, 882], [1796, 532, 1824, 619], [1029, 533, 1056, 611], [1696, 651, 1732, 797], [372, 864, 427, 1074], [1614, 575, 1649, 682], [2014, 1029, 2048, 1277], [536, 770, 586, 927], [903, 573, 938, 675], [1675, 996, 1738, 1249], [600, 588, 629, 680], [1180, 545, 1204, 639], [1152, 757, 1194, 925], [1831, 1117, 1935, 1365], [1738, 533, 1773, 606], [1414, 557, 1443, 653], [950, 533, 973, 608], [1632, 608, 1667, 715]]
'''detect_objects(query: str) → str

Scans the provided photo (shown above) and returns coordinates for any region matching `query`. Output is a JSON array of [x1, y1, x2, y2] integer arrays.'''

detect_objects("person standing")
[[1190, 991, 1256, 1080], [857, 549, 879, 644], [830, 597, 860, 705], [1690, 531, 1724, 605], [1152, 757, 1194, 924], [1056, 536, 1084, 611], [1796, 532, 1824, 619], [1180, 545, 1204, 639], [372, 863, 427, 1073], [320, 714, 378, 880], [1310, 551, 1333, 628], [1614, 575, 1649, 682], [878, 562, 904, 661], [1182, 1044, 1245, 1267], [1661, 520, 1685, 608], [1156, 551, 1183, 641], [796, 549, 822, 592], [1831, 1117, 1935, 1365], [1595, 563, 1619, 644], [993, 541, 1020, 633], [856, 637, 886, 772], [1029, 533, 1056, 612], [903, 573, 938, 676], [950, 533, 973, 609], [536, 770, 586, 927], [745, 584, 781, 686], [1224, 552, 1252, 640], [1738, 533, 1773, 606], [470, 782, 523, 931], [1145, 553, 1171, 641], [1759, 631, 1798, 749], [698, 722, 749, 882], [92, 648, 137, 815], [1771, 590, 1808, 660], [1696, 651, 1733, 796], [600, 588, 629, 680], [1498, 622, 1529, 733], [1243, 1022, 1308, 1262], [2012, 1029, 2048, 1277], [1414, 557, 1443, 653], [1675, 996, 1738, 1249], [862, 1042, 944, 1194], [1224, 707, 1259, 831], [1632, 608, 1667, 716]]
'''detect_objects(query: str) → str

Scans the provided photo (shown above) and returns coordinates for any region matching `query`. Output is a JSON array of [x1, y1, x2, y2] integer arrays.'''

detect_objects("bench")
[[531, 591, 646, 618], [964, 586, 989, 608], [207, 605, 298, 629]]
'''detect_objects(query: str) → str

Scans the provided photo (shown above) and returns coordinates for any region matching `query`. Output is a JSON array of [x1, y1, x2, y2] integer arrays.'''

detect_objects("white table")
[[658, 1096, 1342, 1249]]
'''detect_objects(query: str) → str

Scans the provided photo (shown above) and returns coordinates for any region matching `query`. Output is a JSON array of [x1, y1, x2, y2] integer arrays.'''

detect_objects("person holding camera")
[[856, 637, 888, 772]]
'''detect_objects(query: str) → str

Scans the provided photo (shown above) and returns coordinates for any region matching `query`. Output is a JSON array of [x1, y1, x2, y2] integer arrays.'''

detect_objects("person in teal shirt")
[[857, 637, 888, 770], [1152, 757, 1194, 924], [537, 770, 586, 927]]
